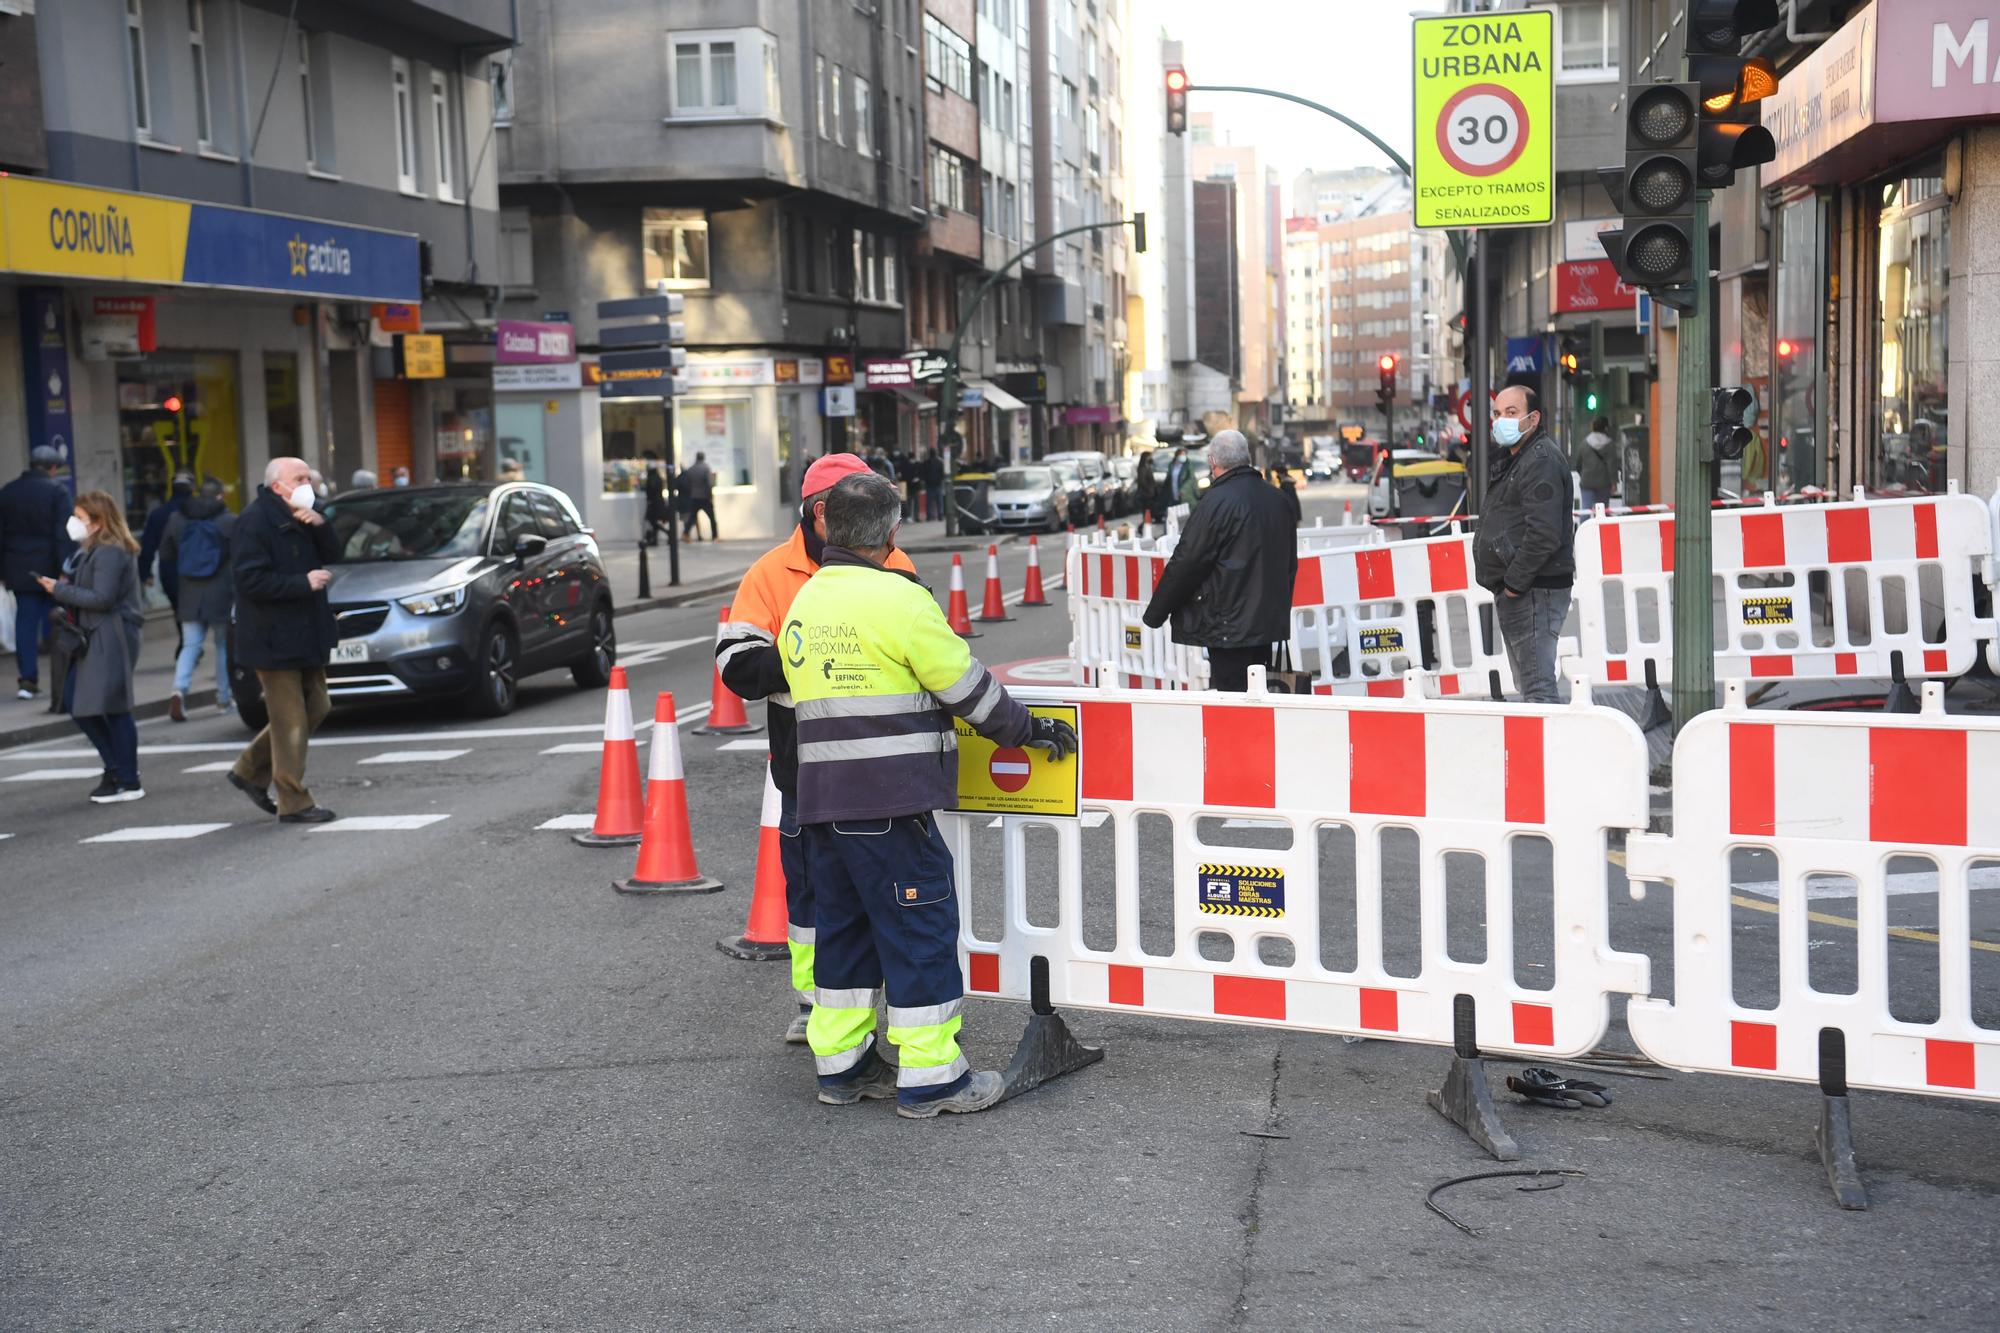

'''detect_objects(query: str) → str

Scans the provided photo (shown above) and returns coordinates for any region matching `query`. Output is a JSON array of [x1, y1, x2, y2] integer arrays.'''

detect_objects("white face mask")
[[286, 481, 317, 512], [65, 515, 89, 543]]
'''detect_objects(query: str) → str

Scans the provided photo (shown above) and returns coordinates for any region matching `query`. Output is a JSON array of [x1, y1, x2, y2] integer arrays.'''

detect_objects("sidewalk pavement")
[[0, 514, 994, 750]]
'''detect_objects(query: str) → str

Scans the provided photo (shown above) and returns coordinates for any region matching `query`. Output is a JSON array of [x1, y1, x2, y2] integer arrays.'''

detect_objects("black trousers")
[[1207, 646, 1267, 693]]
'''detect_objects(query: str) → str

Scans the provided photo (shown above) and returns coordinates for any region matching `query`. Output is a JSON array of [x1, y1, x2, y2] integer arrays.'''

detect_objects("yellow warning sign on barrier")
[[1742, 595, 1794, 625], [951, 703, 1079, 817]]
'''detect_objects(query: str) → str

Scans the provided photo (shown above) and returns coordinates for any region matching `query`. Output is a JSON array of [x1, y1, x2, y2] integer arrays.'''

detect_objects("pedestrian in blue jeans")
[[1472, 385, 1576, 704], [160, 478, 237, 720], [0, 445, 76, 699]]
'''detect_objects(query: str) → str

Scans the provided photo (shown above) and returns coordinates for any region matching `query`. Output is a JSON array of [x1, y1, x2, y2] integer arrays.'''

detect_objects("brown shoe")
[[168, 692, 186, 722]]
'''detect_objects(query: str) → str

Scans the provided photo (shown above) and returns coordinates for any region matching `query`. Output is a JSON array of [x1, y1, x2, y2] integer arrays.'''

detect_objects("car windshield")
[[324, 491, 492, 562], [995, 468, 1053, 490], [1052, 463, 1081, 483]]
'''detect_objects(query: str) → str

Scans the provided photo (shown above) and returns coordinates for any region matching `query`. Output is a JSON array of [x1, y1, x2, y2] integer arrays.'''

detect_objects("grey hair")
[[823, 472, 903, 549], [263, 456, 307, 485], [350, 469, 379, 490], [1209, 430, 1251, 473]]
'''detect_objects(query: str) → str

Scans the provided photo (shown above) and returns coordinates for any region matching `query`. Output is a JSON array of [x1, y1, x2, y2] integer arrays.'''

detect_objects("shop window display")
[[601, 397, 666, 495], [116, 353, 243, 523], [1876, 171, 1949, 493]]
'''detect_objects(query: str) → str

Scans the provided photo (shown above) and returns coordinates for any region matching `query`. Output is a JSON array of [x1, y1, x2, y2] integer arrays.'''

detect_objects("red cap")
[[802, 452, 876, 498]]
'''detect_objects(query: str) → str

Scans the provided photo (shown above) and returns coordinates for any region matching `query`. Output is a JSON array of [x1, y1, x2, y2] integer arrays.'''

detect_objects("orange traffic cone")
[[617, 692, 723, 895], [945, 554, 981, 638], [695, 604, 763, 735], [1018, 535, 1050, 607], [573, 665, 644, 848], [974, 543, 1013, 622], [716, 763, 791, 961], [1343, 500, 1353, 525]]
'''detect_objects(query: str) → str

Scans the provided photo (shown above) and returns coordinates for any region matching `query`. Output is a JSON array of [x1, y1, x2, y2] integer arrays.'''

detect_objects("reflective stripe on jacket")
[[715, 525, 915, 795], [781, 546, 1033, 823]]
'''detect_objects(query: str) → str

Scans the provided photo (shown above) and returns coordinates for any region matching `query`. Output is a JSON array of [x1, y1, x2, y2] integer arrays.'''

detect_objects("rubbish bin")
[[951, 471, 997, 534]]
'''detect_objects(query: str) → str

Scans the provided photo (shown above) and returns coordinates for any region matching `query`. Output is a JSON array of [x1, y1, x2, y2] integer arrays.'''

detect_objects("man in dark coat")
[[1472, 385, 1575, 703], [227, 457, 341, 823], [0, 446, 75, 699], [641, 452, 669, 547], [138, 471, 194, 624], [680, 451, 717, 541], [1141, 431, 1299, 692]]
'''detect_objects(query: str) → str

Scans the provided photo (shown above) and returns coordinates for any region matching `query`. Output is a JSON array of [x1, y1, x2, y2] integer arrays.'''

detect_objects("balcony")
[[345, 0, 515, 50]]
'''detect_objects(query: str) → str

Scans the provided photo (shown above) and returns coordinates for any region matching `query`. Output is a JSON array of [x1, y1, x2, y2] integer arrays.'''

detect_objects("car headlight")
[[398, 584, 470, 616]]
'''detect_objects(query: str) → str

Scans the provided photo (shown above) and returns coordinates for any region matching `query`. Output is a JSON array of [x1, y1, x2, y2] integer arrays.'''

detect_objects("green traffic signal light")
[[1585, 391, 1600, 412]]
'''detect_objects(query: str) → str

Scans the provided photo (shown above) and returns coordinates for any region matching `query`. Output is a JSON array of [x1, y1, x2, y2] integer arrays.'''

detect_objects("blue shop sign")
[[180, 206, 422, 302], [1505, 336, 1543, 375]]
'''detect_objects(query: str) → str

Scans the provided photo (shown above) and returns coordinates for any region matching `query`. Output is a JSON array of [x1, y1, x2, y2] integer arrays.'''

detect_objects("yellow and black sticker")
[[1359, 627, 1405, 655], [1742, 595, 1794, 626], [1198, 863, 1286, 918], [1124, 624, 1143, 650]]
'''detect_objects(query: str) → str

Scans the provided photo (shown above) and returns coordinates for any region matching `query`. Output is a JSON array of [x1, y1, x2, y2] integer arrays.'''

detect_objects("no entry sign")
[[989, 749, 1033, 793], [1412, 10, 1554, 229]]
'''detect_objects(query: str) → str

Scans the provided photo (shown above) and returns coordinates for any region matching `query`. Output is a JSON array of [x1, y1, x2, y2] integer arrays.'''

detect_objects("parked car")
[[229, 482, 615, 729], [986, 465, 1073, 533], [1044, 451, 1116, 519], [1106, 456, 1139, 515], [1049, 460, 1094, 527], [1307, 448, 1338, 481]]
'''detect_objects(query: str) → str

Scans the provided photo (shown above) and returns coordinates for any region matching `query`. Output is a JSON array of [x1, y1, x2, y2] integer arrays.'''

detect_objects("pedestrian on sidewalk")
[[1134, 449, 1158, 523], [641, 452, 670, 547], [920, 447, 945, 523], [1575, 415, 1619, 514], [1141, 432, 1298, 692], [716, 452, 920, 1044], [782, 471, 1077, 1117], [137, 471, 194, 629], [1473, 385, 1575, 704], [680, 452, 717, 542], [227, 457, 340, 825], [350, 469, 379, 491], [160, 478, 237, 721], [38, 492, 145, 803], [1267, 464, 1303, 525], [0, 445, 75, 700]]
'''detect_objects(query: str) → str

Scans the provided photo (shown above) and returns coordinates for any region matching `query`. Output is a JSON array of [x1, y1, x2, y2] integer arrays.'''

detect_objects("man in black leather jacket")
[[1472, 385, 1575, 703], [1141, 431, 1299, 691]]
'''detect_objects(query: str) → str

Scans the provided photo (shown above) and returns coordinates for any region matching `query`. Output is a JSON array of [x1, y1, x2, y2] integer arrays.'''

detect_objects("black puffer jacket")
[[1473, 429, 1575, 594], [230, 487, 340, 670], [1142, 466, 1299, 649]]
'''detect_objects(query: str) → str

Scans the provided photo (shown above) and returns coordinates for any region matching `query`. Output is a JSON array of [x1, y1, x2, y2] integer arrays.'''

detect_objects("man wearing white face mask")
[[1472, 385, 1575, 704], [226, 457, 341, 823]]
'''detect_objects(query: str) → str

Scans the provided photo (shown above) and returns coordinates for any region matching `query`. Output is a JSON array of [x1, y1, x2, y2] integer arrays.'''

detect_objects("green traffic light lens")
[[1586, 393, 1600, 411]]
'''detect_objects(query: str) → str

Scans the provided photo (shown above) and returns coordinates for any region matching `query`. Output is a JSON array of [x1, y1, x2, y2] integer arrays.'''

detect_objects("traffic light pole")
[[1670, 192, 1714, 731]]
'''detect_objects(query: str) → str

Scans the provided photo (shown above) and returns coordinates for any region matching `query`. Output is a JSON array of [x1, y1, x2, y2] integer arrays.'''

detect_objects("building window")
[[643, 208, 710, 289], [1770, 194, 1826, 495], [923, 14, 972, 99], [676, 398, 754, 489], [297, 31, 335, 172], [854, 75, 871, 156], [491, 53, 513, 126], [816, 55, 828, 136], [981, 170, 995, 233], [126, 0, 153, 136], [188, 0, 214, 149], [1875, 170, 1951, 493], [499, 207, 534, 289], [430, 70, 457, 199], [391, 57, 418, 192], [1003, 181, 1018, 240], [667, 29, 780, 120], [1559, 0, 1618, 76], [831, 63, 845, 143], [929, 145, 967, 214], [1002, 79, 1015, 138]]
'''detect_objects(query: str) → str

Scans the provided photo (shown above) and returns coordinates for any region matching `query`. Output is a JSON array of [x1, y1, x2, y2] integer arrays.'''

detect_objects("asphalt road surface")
[[4, 491, 1998, 1330]]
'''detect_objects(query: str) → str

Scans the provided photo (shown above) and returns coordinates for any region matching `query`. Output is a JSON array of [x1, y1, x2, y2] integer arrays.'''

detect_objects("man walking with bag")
[[227, 458, 341, 824]]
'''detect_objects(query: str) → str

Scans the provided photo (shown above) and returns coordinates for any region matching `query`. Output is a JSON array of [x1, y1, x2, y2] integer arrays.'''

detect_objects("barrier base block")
[[571, 830, 643, 848], [1427, 1055, 1520, 1162], [997, 1008, 1105, 1104], [1815, 1094, 1869, 1211], [614, 875, 724, 896], [715, 934, 789, 962]]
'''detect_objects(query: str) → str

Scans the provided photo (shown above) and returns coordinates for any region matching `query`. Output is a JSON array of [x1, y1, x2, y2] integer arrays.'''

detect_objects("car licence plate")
[[331, 640, 369, 665]]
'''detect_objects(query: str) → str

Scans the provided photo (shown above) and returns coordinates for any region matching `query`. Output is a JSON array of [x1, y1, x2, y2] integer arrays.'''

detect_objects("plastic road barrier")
[[1566, 488, 1994, 688], [1068, 532, 1208, 690]]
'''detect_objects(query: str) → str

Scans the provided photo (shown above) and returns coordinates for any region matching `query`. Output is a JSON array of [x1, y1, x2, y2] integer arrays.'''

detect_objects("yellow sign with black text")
[[951, 703, 1079, 817], [400, 334, 445, 380], [1412, 8, 1554, 229]]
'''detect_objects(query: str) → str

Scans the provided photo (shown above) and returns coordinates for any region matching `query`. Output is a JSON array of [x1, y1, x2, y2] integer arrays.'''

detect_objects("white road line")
[[82, 823, 232, 844], [717, 739, 770, 752], [615, 636, 710, 666], [4, 767, 102, 782], [309, 814, 452, 832], [1734, 867, 2000, 901], [537, 813, 597, 830], [1001, 572, 1068, 606], [539, 741, 606, 755], [357, 749, 471, 765], [182, 761, 236, 773]]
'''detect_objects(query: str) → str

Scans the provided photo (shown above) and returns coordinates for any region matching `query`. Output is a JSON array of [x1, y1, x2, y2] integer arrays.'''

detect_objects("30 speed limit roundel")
[[1436, 83, 1529, 177]]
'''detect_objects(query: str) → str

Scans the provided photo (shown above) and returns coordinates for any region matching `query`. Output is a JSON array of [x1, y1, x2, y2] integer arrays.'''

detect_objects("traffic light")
[[1685, 2, 1780, 189], [1601, 82, 1699, 297], [1377, 354, 1398, 404], [1712, 386, 1755, 461], [1558, 337, 1583, 381], [1585, 389, 1601, 413], [1165, 66, 1188, 136], [162, 394, 184, 414]]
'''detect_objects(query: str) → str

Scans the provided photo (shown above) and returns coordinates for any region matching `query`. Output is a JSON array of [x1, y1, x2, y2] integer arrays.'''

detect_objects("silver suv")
[[229, 482, 615, 728]]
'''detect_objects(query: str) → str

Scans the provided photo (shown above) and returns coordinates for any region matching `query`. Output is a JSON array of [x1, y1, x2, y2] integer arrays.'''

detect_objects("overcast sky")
[[1151, 0, 1422, 201]]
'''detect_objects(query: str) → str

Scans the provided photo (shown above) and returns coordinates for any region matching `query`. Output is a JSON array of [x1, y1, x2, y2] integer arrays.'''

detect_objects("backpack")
[[178, 517, 224, 579]]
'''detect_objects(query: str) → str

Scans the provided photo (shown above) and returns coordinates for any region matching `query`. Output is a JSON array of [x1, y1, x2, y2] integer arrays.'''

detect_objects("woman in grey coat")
[[36, 490, 147, 803]]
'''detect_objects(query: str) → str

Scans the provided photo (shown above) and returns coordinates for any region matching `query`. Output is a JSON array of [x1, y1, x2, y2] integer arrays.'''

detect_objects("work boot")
[[817, 1055, 898, 1106], [784, 1006, 810, 1045], [895, 1069, 1005, 1120]]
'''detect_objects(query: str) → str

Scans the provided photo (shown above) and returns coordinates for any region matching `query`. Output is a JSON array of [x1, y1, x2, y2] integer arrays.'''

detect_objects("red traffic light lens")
[[1377, 355, 1396, 372], [162, 395, 184, 413], [1776, 339, 1795, 358], [1165, 69, 1188, 92]]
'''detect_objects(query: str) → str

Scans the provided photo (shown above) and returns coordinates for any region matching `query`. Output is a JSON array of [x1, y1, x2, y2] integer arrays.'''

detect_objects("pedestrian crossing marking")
[[82, 823, 232, 844], [182, 761, 236, 773], [4, 767, 102, 782], [538, 814, 597, 830], [358, 749, 471, 765], [308, 814, 451, 832], [718, 739, 769, 752], [540, 741, 607, 755]]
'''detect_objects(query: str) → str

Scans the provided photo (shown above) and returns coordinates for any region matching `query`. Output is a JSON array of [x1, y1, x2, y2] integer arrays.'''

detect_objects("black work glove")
[[1505, 1067, 1612, 1110], [1027, 716, 1079, 763]]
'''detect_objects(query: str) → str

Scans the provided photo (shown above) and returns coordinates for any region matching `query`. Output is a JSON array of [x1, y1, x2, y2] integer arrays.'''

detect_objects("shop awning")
[[968, 379, 1027, 412], [892, 386, 936, 411]]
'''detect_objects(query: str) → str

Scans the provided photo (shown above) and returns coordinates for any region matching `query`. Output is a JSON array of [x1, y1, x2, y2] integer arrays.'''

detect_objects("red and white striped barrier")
[[1067, 532, 1208, 690], [947, 675, 1650, 1059], [1625, 680, 2000, 1106], [1566, 488, 1994, 687]]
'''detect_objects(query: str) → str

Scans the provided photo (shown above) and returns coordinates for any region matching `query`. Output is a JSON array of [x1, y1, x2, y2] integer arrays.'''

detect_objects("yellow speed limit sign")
[[1412, 9, 1554, 229]]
